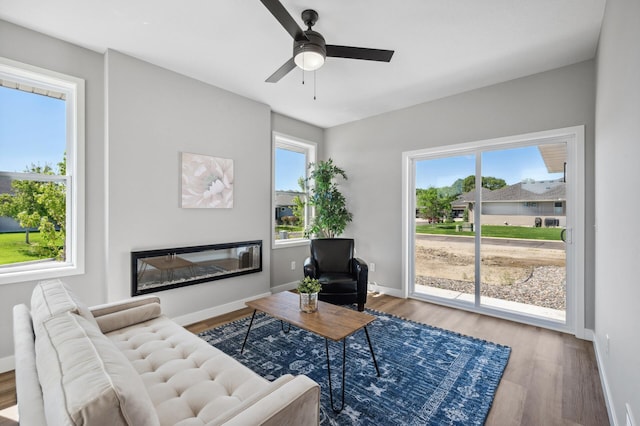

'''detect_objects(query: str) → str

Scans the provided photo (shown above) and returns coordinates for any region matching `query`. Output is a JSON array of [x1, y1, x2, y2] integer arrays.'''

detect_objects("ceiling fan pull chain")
[[301, 51, 305, 85], [313, 70, 317, 100]]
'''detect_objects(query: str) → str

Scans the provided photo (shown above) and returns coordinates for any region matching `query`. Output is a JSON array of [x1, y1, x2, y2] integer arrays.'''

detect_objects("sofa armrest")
[[222, 375, 320, 426], [13, 304, 47, 426]]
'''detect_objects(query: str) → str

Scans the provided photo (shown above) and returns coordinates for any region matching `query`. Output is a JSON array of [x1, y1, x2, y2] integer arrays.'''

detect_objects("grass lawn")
[[275, 225, 304, 232], [416, 223, 563, 241], [0, 232, 49, 265]]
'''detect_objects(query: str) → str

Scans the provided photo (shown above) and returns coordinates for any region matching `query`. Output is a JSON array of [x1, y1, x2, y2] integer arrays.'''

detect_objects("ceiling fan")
[[260, 0, 395, 83]]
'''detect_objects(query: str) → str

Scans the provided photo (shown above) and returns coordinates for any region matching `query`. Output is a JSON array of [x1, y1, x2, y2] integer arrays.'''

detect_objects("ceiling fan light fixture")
[[294, 45, 325, 71]]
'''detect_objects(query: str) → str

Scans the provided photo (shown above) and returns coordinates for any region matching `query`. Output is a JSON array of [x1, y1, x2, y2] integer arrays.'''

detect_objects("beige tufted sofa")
[[13, 280, 320, 425]]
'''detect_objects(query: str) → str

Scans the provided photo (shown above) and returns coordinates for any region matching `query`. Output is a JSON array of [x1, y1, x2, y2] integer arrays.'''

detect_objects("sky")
[[0, 86, 66, 173], [275, 147, 306, 191], [416, 145, 565, 189]]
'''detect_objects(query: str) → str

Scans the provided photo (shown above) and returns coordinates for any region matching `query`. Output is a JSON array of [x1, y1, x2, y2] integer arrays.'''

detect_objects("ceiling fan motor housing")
[[293, 30, 327, 60]]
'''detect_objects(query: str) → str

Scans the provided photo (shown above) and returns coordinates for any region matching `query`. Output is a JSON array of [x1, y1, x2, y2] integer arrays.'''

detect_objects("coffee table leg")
[[280, 321, 291, 333], [240, 310, 257, 354], [364, 326, 381, 377], [325, 338, 346, 413]]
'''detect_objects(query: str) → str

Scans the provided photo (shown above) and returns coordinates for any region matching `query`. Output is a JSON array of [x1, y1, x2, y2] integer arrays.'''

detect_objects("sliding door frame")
[[401, 126, 585, 337]]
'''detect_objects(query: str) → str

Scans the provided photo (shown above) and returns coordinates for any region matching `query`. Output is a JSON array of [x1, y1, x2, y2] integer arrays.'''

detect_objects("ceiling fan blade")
[[260, 0, 308, 41], [326, 45, 394, 62], [265, 57, 297, 83]]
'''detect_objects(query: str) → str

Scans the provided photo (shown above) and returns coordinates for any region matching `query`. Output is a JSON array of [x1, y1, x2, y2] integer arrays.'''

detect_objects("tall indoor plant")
[[305, 158, 353, 238]]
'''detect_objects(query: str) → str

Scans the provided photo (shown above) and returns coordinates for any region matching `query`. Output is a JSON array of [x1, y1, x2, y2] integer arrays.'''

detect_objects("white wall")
[[270, 113, 324, 289], [594, 0, 640, 423], [325, 60, 596, 327], [0, 20, 105, 364], [105, 50, 272, 319]]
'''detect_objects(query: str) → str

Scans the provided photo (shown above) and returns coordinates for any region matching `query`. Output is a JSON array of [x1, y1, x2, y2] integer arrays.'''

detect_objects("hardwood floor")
[[0, 371, 17, 426], [0, 294, 609, 425]]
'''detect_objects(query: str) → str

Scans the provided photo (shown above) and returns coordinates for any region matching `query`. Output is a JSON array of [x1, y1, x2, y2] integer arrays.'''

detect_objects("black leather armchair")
[[303, 238, 368, 311]]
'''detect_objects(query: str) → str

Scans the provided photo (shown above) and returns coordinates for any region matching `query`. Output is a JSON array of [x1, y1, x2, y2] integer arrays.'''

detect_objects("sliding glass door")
[[405, 128, 583, 332], [479, 144, 567, 321], [413, 154, 476, 304]]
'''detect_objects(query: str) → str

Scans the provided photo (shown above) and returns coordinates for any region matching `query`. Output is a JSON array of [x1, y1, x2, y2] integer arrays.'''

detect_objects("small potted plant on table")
[[297, 276, 321, 313]]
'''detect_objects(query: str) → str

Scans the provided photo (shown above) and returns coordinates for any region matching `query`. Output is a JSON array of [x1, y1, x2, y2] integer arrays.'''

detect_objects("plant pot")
[[299, 292, 319, 313]]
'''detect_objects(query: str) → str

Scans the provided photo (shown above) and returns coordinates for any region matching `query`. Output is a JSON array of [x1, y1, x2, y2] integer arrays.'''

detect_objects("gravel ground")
[[416, 265, 566, 310]]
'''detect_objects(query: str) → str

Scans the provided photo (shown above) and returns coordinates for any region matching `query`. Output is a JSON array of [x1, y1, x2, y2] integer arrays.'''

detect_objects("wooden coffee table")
[[241, 291, 380, 412]]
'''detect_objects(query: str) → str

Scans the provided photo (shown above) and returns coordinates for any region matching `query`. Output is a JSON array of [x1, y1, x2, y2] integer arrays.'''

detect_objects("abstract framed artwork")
[[181, 152, 234, 208]]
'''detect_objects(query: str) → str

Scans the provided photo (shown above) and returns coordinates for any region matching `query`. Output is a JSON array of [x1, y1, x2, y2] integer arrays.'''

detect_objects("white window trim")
[[0, 57, 85, 284], [401, 126, 585, 338], [272, 132, 317, 249]]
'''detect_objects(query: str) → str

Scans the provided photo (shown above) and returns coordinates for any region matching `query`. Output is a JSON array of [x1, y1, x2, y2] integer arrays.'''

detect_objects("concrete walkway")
[[415, 233, 566, 250]]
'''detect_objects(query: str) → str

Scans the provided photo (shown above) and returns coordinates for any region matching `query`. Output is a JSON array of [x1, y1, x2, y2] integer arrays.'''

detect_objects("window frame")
[[0, 57, 85, 284], [271, 132, 317, 249]]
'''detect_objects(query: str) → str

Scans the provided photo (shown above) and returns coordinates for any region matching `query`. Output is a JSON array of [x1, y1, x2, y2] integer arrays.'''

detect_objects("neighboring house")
[[452, 180, 566, 226], [274, 190, 305, 223], [0, 174, 22, 233], [0, 217, 25, 233], [0, 174, 40, 233], [450, 187, 492, 220]]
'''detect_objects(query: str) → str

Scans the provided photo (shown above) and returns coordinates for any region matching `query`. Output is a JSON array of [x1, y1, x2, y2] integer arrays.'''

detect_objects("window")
[[0, 57, 85, 284], [272, 132, 316, 247]]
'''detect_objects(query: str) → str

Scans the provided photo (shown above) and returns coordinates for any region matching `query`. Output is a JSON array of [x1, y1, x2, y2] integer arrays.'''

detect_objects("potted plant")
[[304, 158, 353, 238], [297, 276, 321, 313]]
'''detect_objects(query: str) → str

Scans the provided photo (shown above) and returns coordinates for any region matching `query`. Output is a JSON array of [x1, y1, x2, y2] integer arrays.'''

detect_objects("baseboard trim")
[[592, 335, 617, 425], [583, 328, 595, 342], [270, 281, 298, 293], [0, 355, 15, 374], [172, 292, 271, 326], [368, 283, 404, 298]]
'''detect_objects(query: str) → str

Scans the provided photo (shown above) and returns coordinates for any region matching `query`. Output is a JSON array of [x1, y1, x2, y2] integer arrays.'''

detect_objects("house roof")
[[451, 188, 491, 207], [275, 190, 305, 207], [0, 175, 12, 195], [452, 181, 565, 206]]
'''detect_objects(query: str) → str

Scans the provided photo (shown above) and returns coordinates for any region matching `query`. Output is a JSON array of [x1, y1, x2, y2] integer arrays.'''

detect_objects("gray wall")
[[270, 113, 324, 287], [594, 0, 640, 423], [0, 19, 323, 367], [0, 20, 106, 362], [105, 50, 272, 317], [325, 60, 596, 328]]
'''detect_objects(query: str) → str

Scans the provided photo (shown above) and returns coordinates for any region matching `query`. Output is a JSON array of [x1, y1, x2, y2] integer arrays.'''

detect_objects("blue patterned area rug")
[[199, 309, 510, 425]]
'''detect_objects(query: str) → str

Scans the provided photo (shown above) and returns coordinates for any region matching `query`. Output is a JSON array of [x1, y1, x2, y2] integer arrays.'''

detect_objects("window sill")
[[272, 239, 310, 250], [0, 262, 84, 285]]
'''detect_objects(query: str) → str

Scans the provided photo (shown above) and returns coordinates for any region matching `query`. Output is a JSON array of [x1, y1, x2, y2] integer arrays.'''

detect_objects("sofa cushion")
[[30, 279, 99, 329], [107, 316, 274, 426], [35, 311, 160, 426]]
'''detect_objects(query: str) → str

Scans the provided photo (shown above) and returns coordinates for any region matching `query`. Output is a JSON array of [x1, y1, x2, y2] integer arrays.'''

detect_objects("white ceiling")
[[0, 0, 606, 128]]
